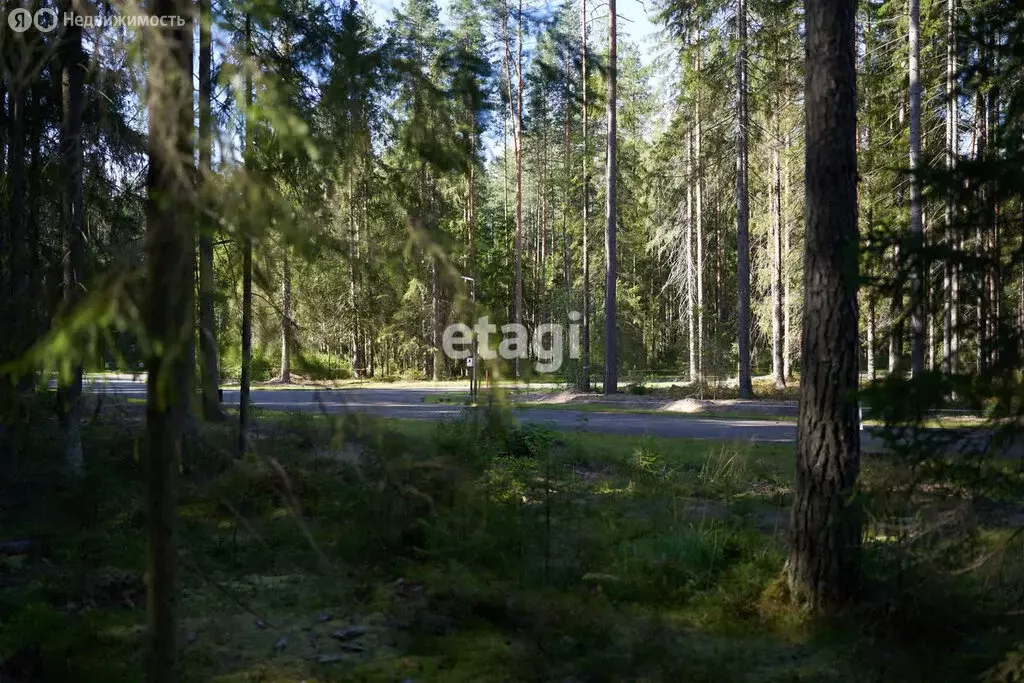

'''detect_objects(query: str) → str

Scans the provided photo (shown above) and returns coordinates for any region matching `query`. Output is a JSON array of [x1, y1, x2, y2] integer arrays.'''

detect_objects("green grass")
[[2, 403, 1022, 682]]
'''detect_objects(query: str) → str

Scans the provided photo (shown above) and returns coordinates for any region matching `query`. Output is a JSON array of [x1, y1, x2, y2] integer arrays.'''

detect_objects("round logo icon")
[[8, 7, 32, 32], [34, 7, 58, 32]]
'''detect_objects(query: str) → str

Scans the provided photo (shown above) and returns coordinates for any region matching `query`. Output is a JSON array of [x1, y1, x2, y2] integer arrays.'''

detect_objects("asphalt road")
[[78, 375, 1024, 457], [78, 376, 851, 447]]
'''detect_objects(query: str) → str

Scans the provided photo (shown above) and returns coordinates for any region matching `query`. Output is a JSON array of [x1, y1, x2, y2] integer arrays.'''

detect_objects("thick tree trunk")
[[59, 2, 86, 476], [908, 0, 925, 375], [144, 2, 194, 678], [238, 15, 253, 458], [735, 0, 753, 398], [198, 0, 222, 420], [603, 0, 617, 395], [786, 0, 862, 611]]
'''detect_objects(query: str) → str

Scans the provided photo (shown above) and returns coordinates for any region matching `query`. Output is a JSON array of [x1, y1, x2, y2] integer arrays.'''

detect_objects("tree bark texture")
[[786, 0, 862, 611]]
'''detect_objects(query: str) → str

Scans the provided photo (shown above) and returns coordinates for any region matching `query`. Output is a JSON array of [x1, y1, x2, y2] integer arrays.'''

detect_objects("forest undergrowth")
[[2, 397, 1023, 682]]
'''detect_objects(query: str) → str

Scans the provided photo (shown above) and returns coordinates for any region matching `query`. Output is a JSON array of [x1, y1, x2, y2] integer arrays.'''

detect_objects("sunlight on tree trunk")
[[280, 250, 291, 383], [735, 0, 752, 399], [686, 130, 695, 383], [579, 0, 591, 393], [693, 24, 704, 384], [603, 0, 617, 395], [771, 116, 785, 390]]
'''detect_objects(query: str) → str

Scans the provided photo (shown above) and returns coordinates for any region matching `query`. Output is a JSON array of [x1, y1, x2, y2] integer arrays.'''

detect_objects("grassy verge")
[[2, 403, 1022, 682]]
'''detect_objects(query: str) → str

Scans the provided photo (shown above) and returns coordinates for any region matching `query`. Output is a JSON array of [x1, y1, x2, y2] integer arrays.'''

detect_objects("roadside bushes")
[[219, 347, 273, 382], [293, 351, 352, 381]]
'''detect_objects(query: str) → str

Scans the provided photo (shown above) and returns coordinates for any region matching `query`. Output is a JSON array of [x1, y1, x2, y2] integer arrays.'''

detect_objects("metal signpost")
[[461, 276, 477, 399]]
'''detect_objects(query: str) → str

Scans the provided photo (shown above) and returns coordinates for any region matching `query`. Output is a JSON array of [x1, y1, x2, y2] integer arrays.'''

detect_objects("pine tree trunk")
[[540, 120, 548, 324], [772, 119, 785, 390], [867, 295, 877, 378], [603, 0, 617, 395], [787, 0, 862, 611], [866, 206, 877, 379], [502, 0, 525, 379], [144, 2, 194, 677], [987, 83, 1000, 365], [1019, 203, 1024, 354], [580, 0, 591, 392], [0, 74, 5, 181], [943, 0, 957, 373], [9, 79, 26, 361], [198, 0, 221, 419], [908, 0, 925, 375], [280, 252, 291, 383], [503, 115, 509, 228], [694, 33, 704, 382], [562, 46, 572, 317], [889, 242, 902, 374], [686, 131, 696, 383], [716, 199, 724, 325], [431, 179, 441, 381], [59, 1, 86, 476], [27, 83, 41, 344], [735, 0, 753, 398], [0, 71, 19, 462], [349, 174, 363, 378], [470, 120, 478, 282], [975, 90, 987, 374], [783, 129, 793, 379], [0, 75, 6, 316], [238, 15, 253, 458]]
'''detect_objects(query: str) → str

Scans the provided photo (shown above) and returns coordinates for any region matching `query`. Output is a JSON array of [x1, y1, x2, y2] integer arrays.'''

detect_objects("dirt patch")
[[518, 391, 799, 417]]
